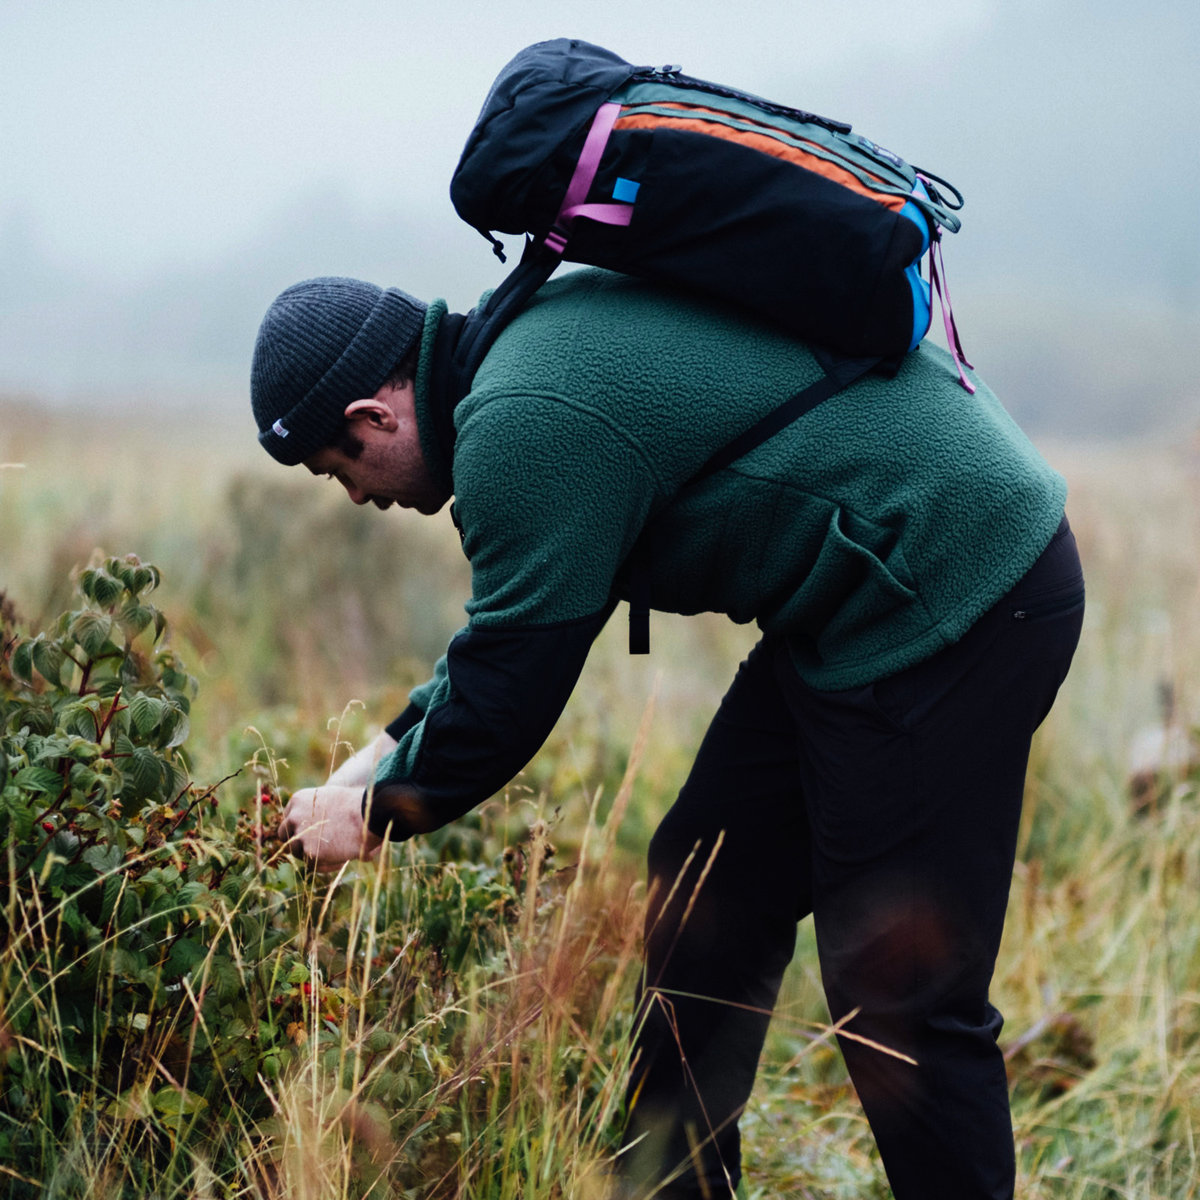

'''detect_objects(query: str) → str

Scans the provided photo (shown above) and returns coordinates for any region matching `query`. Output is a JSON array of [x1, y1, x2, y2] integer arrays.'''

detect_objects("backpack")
[[450, 38, 972, 385], [445, 37, 974, 650]]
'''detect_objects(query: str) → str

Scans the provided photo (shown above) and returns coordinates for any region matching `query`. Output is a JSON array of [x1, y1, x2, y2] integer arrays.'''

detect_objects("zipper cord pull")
[[475, 227, 507, 263]]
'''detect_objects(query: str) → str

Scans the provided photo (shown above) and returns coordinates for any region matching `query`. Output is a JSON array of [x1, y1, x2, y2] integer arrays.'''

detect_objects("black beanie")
[[250, 276, 428, 465]]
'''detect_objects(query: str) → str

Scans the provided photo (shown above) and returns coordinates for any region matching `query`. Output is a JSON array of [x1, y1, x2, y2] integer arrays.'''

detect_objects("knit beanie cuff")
[[252, 279, 428, 466]]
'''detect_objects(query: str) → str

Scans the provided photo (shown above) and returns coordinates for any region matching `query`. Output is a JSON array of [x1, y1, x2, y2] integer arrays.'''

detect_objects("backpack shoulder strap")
[[449, 241, 561, 392], [626, 351, 880, 653], [423, 245, 561, 473], [688, 353, 879, 484]]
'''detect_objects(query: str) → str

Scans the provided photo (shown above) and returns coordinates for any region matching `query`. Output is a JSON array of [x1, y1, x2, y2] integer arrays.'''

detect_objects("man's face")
[[304, 381, 449, 516]]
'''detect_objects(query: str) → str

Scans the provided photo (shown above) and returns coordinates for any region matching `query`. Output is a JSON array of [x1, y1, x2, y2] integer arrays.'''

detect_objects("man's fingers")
[[267, 785, 379, 868], [276, 805, 302, 850], [277, 802, 317, 858], [278, 823, 305, 858], [278, 790, 314, 848]]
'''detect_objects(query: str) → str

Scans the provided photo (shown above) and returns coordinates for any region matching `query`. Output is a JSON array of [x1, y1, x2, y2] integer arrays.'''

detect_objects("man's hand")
[[279, 785, 382, 868]]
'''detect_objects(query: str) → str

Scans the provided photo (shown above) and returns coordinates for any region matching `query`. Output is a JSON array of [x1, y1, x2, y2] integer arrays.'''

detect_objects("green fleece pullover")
[[370, 268, 1066, 828]]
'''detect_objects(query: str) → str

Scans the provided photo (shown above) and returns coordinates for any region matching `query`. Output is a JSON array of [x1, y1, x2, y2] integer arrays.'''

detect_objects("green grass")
[[3, 400, 1200, 1196]]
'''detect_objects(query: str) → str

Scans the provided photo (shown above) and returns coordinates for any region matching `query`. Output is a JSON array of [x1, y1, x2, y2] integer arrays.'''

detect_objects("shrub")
[[0, 556, 309, 1189], [0, 555, 641, 1199]]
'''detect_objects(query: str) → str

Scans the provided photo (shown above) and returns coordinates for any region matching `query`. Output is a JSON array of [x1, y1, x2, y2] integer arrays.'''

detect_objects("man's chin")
[[415, 492, 452, 517], [369, 491, 450, 516]]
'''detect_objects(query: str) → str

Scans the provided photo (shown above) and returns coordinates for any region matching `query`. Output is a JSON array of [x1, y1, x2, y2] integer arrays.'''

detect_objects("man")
[[252, 269, 1084, 1200]]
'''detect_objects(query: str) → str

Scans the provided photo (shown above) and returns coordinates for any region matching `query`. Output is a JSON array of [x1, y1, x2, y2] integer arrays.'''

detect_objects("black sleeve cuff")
[[361, 783, 435, 841], [384, 703, 424, 743]]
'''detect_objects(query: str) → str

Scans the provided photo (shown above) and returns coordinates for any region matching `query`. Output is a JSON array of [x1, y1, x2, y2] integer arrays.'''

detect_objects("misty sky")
[[2, 0, 1198, 430]]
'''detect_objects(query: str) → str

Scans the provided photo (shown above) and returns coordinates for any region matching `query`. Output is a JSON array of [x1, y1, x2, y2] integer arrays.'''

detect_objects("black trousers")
[[623, 519, 1085, 1200]]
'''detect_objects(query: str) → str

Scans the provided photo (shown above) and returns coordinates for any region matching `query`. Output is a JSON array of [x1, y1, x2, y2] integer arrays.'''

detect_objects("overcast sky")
[[1, 0, 1003, 287], [2, 0, 1198, 430]]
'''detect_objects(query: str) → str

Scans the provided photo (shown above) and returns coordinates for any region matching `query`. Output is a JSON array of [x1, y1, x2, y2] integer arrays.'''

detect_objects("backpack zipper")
[[615, 97, 914, 207], [623, 73, 961, 233], [632, 67, 852, 135]]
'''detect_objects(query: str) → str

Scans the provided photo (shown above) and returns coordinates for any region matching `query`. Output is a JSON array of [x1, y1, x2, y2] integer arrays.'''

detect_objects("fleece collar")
[[412, 300, 459, 501]]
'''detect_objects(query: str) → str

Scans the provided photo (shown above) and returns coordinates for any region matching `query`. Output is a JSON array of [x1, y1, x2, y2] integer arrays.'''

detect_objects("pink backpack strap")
[[920, 176, 975, 395], [544, 102, 635, 255]]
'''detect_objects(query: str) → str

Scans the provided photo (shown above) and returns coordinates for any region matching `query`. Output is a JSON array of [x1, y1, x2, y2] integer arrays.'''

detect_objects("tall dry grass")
[[4, 398, 1200, 1196]]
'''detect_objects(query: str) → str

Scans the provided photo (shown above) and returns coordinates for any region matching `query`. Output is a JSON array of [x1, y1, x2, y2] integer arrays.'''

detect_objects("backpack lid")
[[451, 38, 644, 235]]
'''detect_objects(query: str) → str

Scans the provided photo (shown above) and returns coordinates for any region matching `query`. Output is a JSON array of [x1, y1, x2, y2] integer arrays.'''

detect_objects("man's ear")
[[343, 395, 400, 431]]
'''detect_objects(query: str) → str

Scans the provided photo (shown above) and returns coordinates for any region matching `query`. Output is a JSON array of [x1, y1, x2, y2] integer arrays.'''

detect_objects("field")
[[2, 398, 1200, 1198]]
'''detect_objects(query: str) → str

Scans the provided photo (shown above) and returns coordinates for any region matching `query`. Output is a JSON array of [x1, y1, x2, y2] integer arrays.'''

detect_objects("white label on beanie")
[[272, 420, 289, 438]]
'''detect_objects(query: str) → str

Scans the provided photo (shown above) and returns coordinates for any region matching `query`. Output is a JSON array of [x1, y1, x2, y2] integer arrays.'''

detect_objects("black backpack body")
[[450, 38, 969, 382]]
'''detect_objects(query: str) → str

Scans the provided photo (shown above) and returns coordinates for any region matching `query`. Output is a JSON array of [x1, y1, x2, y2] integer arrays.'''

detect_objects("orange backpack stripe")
[[614, 107, 908, 213]]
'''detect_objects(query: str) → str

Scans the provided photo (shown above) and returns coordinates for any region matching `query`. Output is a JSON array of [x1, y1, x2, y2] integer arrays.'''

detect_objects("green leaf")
[[89, 572, 125, 609], [106, 946, 141, 980], [164, 759, 190, 799], [17, 702, 55, 735], [10, 640, 34, 684], [5, 802, 35, 842], [118, 887, 142, 925], [118, 600, 153, 638], [69, 611, 116, 659], [31, 637, 66, 686], [127, 745, 164, 800], [158, 704, 190, 749], [99, 873, 123, 925], [208, 954, 242, 1000], [67, 763, 100, 797], [166, 937, 208, 978], [60, 701, 101, 741], [131, 565, 160, 596], [83, 843, 123, 874], [59, 902, 87, 940], [127, 694, 164, 737], [13, 765, 63, 795], [176, 879, 208, 906]]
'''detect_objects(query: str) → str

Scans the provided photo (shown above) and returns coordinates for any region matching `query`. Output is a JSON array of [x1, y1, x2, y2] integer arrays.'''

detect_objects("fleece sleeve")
[[366, 392, 660, 835], [366, 608, 613, 836]]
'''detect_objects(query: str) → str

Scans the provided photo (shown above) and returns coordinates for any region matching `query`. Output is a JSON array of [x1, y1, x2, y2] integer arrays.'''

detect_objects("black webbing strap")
[[628, 553, 652, 655], [626, 352, 880, 654], [691, 353, 879, 484], [454, 241, 561, 384]]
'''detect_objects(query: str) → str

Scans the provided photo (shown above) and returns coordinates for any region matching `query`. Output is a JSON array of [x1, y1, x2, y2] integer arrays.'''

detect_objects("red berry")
[[41, 822, 54, 833]]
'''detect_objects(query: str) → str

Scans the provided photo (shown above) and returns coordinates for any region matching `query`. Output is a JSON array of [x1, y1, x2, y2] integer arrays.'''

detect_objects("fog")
[[2, 0, 1197, 437]]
